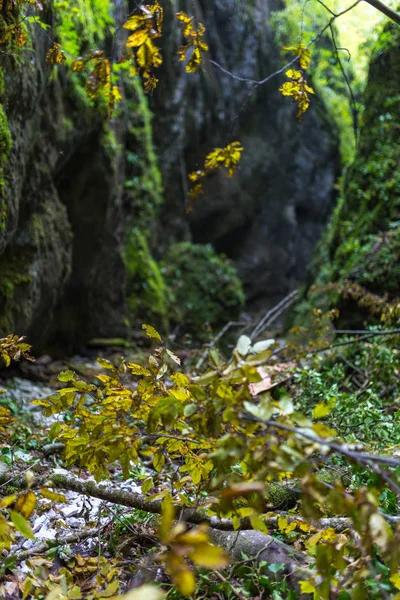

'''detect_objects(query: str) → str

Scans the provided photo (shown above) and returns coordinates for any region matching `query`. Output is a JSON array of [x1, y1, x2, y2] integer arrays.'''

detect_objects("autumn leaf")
[[176, 12, 209, 73], [188, 142, 243, 206], [189, 544, 229, 569], [14, 491, 36, 518], [127, 363, 152, 376], [40, 489, 67, 503], [313, 400, 335, 419], [46, 43, 66, 65], [299, 580, 316, 593], [279, 70, 314, 121], [112, 586, 165, 600], [123, 1, 163, 92], [165, 349, 181, 365], [159, 493, 175, 542], [142, 323, 162, 341], [283, 43, 311, 70]]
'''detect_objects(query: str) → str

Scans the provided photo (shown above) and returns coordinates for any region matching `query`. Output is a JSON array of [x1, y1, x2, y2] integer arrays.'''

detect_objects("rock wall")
[[0, 4, 128, 353], [301, 23, 400, 324], [0, 0, 340, 353], [151, 0, 340, 307]]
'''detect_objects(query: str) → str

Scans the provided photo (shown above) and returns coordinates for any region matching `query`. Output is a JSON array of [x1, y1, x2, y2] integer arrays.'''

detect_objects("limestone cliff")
[[0, 0, 341, 352], [151, 0, 340, 307]]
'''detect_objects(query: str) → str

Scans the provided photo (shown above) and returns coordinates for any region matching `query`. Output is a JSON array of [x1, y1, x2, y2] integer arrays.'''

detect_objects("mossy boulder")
[[301, 23, 400, 323], [265, 482, 301, 511], [161, 242, 245, 337]]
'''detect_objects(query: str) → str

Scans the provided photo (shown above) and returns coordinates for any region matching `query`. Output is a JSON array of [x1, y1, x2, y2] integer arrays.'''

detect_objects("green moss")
[[122, 74, 166, 331], [0, 104, 11, 159], [0, 66, 11, 231], [124, 75, 163, 229], [265, 482, 301, 510], [53, 0, 115, 111], [0, 68, 5, 97], [124, 229, 171, 331], [299, 24, 400, 323], [0, 251, 33, 334], [0, 256, 32, 302], [161, 242, 245, 337]]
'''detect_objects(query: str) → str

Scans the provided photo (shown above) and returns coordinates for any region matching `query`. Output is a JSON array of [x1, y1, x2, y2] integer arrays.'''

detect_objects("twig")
[[214, 571, 247, 600], [210, 1, 362, 88], [243, 414, 400, 470], [329, 23, 358, 140], [251, 291, 299, 340], [363, 0, 400, 25], [0, 460, 40, 489], [49, 470, 400, 533], [7, 523, 111, 563], [196, 320, 249, 370]]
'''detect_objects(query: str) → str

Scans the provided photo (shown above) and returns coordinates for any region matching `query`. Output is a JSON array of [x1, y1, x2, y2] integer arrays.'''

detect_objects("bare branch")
[[363, 0, 400, 25]]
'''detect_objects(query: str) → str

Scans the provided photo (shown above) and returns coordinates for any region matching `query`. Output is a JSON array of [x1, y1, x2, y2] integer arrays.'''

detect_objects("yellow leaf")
[[279, 81, 300, 97], [278, 517, 288, 532], [159, 494, 175, 542], [46, 43, 66, 65], [0, 494, 16, 508], [40, 488, 67, 503], [286, 69, 302, 80], [190, 544, 230, 569], [22, 578, 33, 600], [171, 373, 190, 387], [312, 423, 337, 437], [110, 585, 165, 600], [14, 491, 36, 518], [142, 323, 162, 342], [126, 28, 150, 48], [97, 358, 116, 371], [173, 567, 195, 596], [298, 521, 311, 532], [153, 451, 165, 472], [321, 528, 336, 542], [123, 15, 148, 31], [299, 580, 316, 593], [127, 363, 152, 376], [72, 58, 86, 72], [177, 526, 209, 546], [313, 402, 333, 419], [306, 531, 323, 547], [165, 349, 181, 365], [390, 573, 400, 590], [369, 512, 392, 551], [186, 46, 202, 73]]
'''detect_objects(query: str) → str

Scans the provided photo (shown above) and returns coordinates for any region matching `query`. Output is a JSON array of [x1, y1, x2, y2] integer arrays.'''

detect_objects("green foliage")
[[53, 0, 115, 110], [295, 338, 400, 448], [0, 66, 11, 229], [124, 75, 163, 230], [124, 228, 171, 331], [24, 320, 400, 598], [300, 23, 400, 324], [161, 242, 245, 337], [54, 0, 114, 57]]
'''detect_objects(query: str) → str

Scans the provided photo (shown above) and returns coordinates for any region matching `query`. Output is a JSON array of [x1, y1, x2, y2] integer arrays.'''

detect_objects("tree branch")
[[49, 470, 400, 533], [363, 0, 400, 25]]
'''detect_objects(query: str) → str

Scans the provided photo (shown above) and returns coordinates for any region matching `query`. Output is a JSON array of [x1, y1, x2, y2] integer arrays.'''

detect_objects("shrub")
[[161, 242, 245, 337]]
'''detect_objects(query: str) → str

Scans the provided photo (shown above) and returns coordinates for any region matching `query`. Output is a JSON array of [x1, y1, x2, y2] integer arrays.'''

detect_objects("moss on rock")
[[301, 23, 400, 323], [161, 242, 245, 337], [265, 482, 301, 510], [124, 228, 171, 331]]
